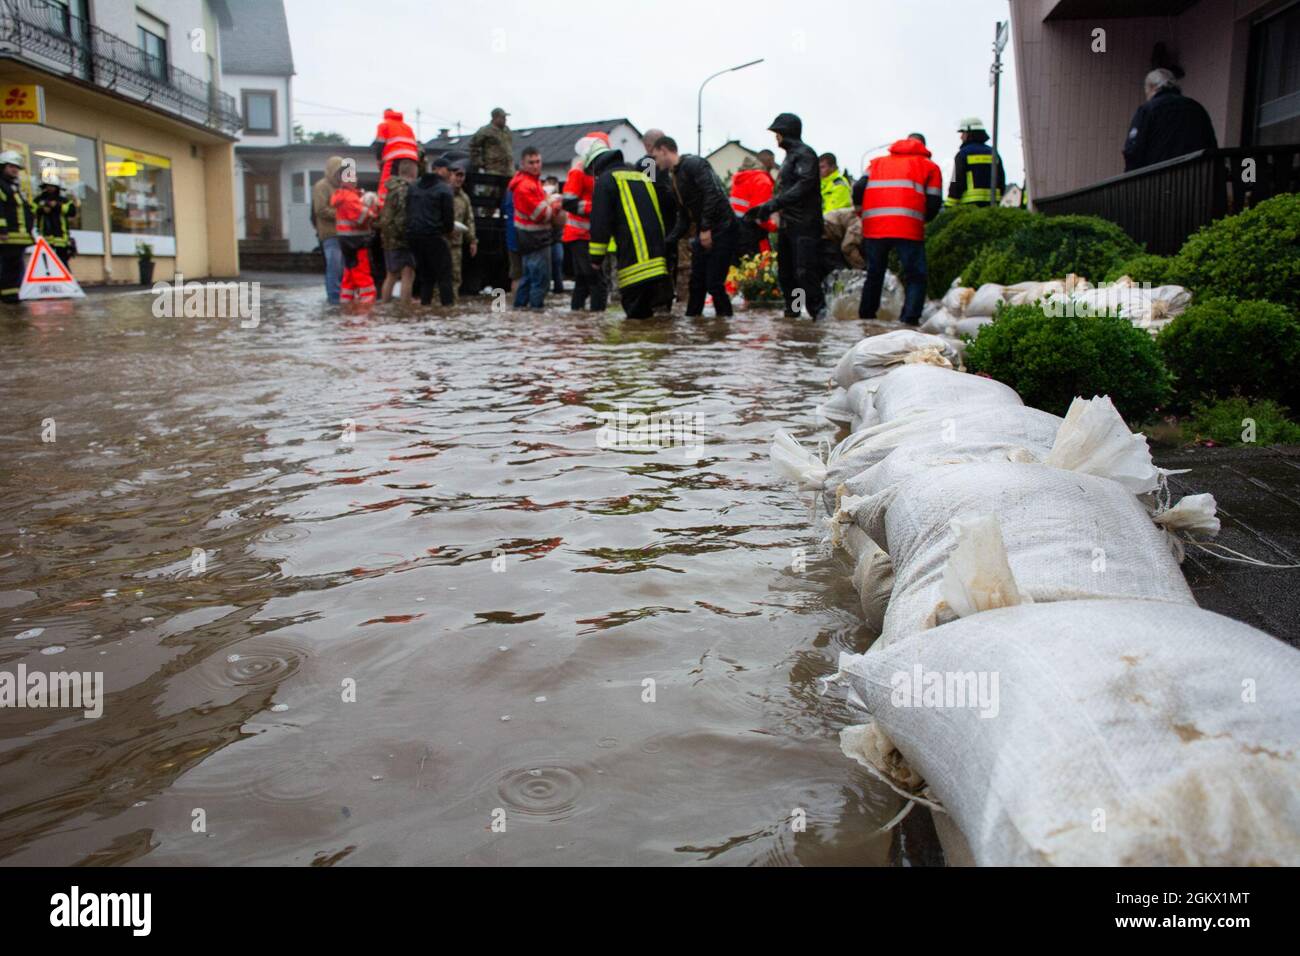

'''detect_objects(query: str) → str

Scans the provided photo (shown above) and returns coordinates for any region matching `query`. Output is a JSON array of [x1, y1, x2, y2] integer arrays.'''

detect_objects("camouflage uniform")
[[379, 176, 411, 252], [450, 186, 477, 301], [469, 124, 514, 177]]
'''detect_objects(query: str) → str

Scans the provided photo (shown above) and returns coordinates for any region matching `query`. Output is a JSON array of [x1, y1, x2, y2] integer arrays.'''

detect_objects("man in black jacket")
[[745, 113, 826, 319], [1123, 69, 1217, 172], [652, 135, 736, 318], [406, 157, 457, 306]]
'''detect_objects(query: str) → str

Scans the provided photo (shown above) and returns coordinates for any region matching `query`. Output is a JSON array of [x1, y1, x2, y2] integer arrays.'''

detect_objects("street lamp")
[[697, 59, 765, 156]]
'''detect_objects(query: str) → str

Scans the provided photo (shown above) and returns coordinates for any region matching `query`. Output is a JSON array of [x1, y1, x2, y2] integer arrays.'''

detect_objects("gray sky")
[[281, 0, 1023, 186]]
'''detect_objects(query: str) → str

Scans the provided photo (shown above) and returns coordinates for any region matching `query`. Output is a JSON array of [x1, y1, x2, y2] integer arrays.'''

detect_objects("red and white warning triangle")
[[19, 236, 85, 300]]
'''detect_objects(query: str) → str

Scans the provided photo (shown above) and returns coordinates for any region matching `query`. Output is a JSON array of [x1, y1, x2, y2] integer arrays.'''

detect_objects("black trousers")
[[686, 220, 737, 317], [1, 248, 24, 303], [621, 276, 669, 319], [567, 239, 608, 311], [776, 224, 826, 317], [410, 234, 453, 306], [734, 218, 764, 263], [368, 233, 387, 290]]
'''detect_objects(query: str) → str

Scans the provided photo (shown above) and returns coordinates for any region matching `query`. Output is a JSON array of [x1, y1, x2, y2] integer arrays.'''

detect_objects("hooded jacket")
[[311, 156, 344, 241], [862, 138, 943, 241], [762, 113, 821, 231], [373, 109, 420, 166], [587, 148, 669, 289], [730, 160, 775, 231]]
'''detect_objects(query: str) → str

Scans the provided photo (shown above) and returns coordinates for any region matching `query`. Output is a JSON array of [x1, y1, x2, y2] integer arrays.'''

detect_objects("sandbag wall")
[[772, 330, 1300, 866]]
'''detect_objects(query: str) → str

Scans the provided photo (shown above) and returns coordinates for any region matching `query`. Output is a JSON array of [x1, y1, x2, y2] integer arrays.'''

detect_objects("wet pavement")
[[1155, 444, 1300, 649], [0, 280, 907, 866]]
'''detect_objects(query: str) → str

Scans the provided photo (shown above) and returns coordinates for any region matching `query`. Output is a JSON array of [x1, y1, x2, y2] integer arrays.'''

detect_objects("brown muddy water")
[[0, 282, 914, 866]]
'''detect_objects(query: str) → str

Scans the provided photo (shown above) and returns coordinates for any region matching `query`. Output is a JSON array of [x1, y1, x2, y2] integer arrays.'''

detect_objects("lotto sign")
[[1, 85, 45, 124], [19, 236, 85, 300]]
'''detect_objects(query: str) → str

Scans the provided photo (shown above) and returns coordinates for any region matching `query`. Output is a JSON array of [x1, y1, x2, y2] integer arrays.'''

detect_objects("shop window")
[[105, 143, 175, 256], [0, 123, 103, 254]]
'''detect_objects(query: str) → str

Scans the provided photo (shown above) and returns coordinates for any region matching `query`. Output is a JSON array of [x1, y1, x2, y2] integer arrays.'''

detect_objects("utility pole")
[[415, 108, 422, 141], [990, 20, 1009, 204]]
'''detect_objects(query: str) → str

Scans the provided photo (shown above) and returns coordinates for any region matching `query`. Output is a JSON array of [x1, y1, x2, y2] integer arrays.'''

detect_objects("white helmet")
[[0, 150, 24, 168]]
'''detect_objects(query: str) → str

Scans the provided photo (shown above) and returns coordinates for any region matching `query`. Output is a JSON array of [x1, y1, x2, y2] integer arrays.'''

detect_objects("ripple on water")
[[496, 764, 588, 821]]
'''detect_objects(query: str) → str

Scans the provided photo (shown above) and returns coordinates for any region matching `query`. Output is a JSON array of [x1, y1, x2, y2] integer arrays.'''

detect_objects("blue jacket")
[[947, 135, 1005, 206]]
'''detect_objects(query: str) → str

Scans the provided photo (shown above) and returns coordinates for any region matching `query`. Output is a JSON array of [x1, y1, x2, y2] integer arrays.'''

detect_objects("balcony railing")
[[1034, 146, 1300, 255], [0, 0, 241, 136]]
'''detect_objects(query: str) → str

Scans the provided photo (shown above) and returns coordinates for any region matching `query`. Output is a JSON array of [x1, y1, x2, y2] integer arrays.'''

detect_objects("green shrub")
[[924, 206, 1032, 297], [961, 214, 1141, 287], [1102, 253, 1179, 286], [1172, 193, 1300, 309], [1182, 397, 1300, 446], [965, 303, 1172, 420], [1156, 297, 1300, 412]]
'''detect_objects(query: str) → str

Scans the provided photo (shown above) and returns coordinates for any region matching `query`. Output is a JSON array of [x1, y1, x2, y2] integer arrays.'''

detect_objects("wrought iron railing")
[[1034, 146, 1300, 255], [0, 0, 241, 135]]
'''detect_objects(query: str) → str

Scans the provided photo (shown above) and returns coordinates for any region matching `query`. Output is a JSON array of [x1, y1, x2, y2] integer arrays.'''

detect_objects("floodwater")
[[0, 280, 917, 866]]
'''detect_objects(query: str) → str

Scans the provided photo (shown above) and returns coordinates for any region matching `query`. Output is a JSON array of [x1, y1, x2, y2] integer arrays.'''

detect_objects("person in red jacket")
[[331, 171, 377, 303], [729, 155, 775, 262], [858, 134, 943, 324], [372, 108, 420, 205], [561, 133, 609, 311], [509, 146, 556, 310]]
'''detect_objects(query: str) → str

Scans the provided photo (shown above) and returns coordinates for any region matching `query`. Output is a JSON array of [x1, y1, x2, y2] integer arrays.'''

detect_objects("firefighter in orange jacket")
[[372, 108, 420, 205], [728, 156, 775, 261], [858, 134, 942, 324], [331, 169, 377, 303], [561, 133, 608, 312]]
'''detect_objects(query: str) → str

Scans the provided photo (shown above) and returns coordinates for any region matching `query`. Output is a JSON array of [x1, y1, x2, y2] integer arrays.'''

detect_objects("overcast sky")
[[281, 0, 1023, 186]]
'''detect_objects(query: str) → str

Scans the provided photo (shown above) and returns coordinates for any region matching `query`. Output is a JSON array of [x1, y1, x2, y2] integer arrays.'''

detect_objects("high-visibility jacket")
[[508, 169, 553, 253], [0, 178, 33, 247], [375, 110, 420, 166], [820, 168, 853, 213], [560, 165, 595, 242], [729, 168, 775, 232], [861, 138, 943, 241], [946, 140, 1004, 207], [331, 186, 373, 243], [36, 195, 77, 248], [588, 152, 668, 289]]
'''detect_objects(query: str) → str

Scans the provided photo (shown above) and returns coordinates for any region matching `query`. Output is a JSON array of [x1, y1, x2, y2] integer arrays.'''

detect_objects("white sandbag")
[[876, 270, 905, 322], [1004, 279, 1065, 306], [835, 599, 1300, 865], [919, 308, 957, 335], [831, 330, 962, 389], [839, 435, 1048, 505], [816, 386, 855, 424], [840, 524, 894, 635], [868, 364, 1022, 424], [1043, 395, 1160, 495], [920, 300, 942, 321], [850, 461, 1194, 644], [840, 721, 925, 793], [844, 378, 881, 430], [941, 286, 974, 315], [952, 315, 993, 338], [1153, 493, 1220, 537], [965, 283, 1009, 317], [770, 429, 826, 491], [822, 404, 1063, 511]]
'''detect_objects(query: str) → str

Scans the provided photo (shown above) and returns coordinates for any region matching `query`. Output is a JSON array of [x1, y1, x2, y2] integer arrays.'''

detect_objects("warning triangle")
[[19, 236, 85, 300]]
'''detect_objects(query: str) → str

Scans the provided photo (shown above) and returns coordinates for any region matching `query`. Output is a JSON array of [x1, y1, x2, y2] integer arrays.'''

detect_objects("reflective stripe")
[[926, 186, 943, 195], [514, 220, 550, 231], [560, 192, 578, 200], [730, 196, 751, 208], [863, 207, 925, 220], [966, 154, 993, 165], [614, 175, 647, 263], [618, 256, 667, 286], [866, 178, 926, 194], [589, 241, 608, 256], [567, 214, 590, 228]]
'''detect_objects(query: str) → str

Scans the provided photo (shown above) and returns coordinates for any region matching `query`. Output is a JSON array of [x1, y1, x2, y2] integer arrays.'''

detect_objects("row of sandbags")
[[921, 274, 1193, 338], [772, 329, 1300, 866]]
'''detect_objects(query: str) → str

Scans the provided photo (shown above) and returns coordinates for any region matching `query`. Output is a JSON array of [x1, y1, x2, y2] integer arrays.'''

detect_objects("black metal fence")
[[0, 0, 241, 136], [1034, 146, 1300, 255]]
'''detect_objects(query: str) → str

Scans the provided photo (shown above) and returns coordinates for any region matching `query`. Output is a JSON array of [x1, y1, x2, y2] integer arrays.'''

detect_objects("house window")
[[242, 90, 277, 135], [136, 10, 169, 82], [105, 143, 176, 256], [291, 171, 306, 204], [0, 123, 104, 254], [1250, 3, 1300, 146]]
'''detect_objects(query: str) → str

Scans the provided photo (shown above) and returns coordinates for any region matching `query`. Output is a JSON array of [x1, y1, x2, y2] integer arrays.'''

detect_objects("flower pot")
[[138, 259, 154, 286]]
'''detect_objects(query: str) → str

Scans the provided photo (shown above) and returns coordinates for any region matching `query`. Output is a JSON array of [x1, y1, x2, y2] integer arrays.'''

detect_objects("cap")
[[491, 107, 509, 118]]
